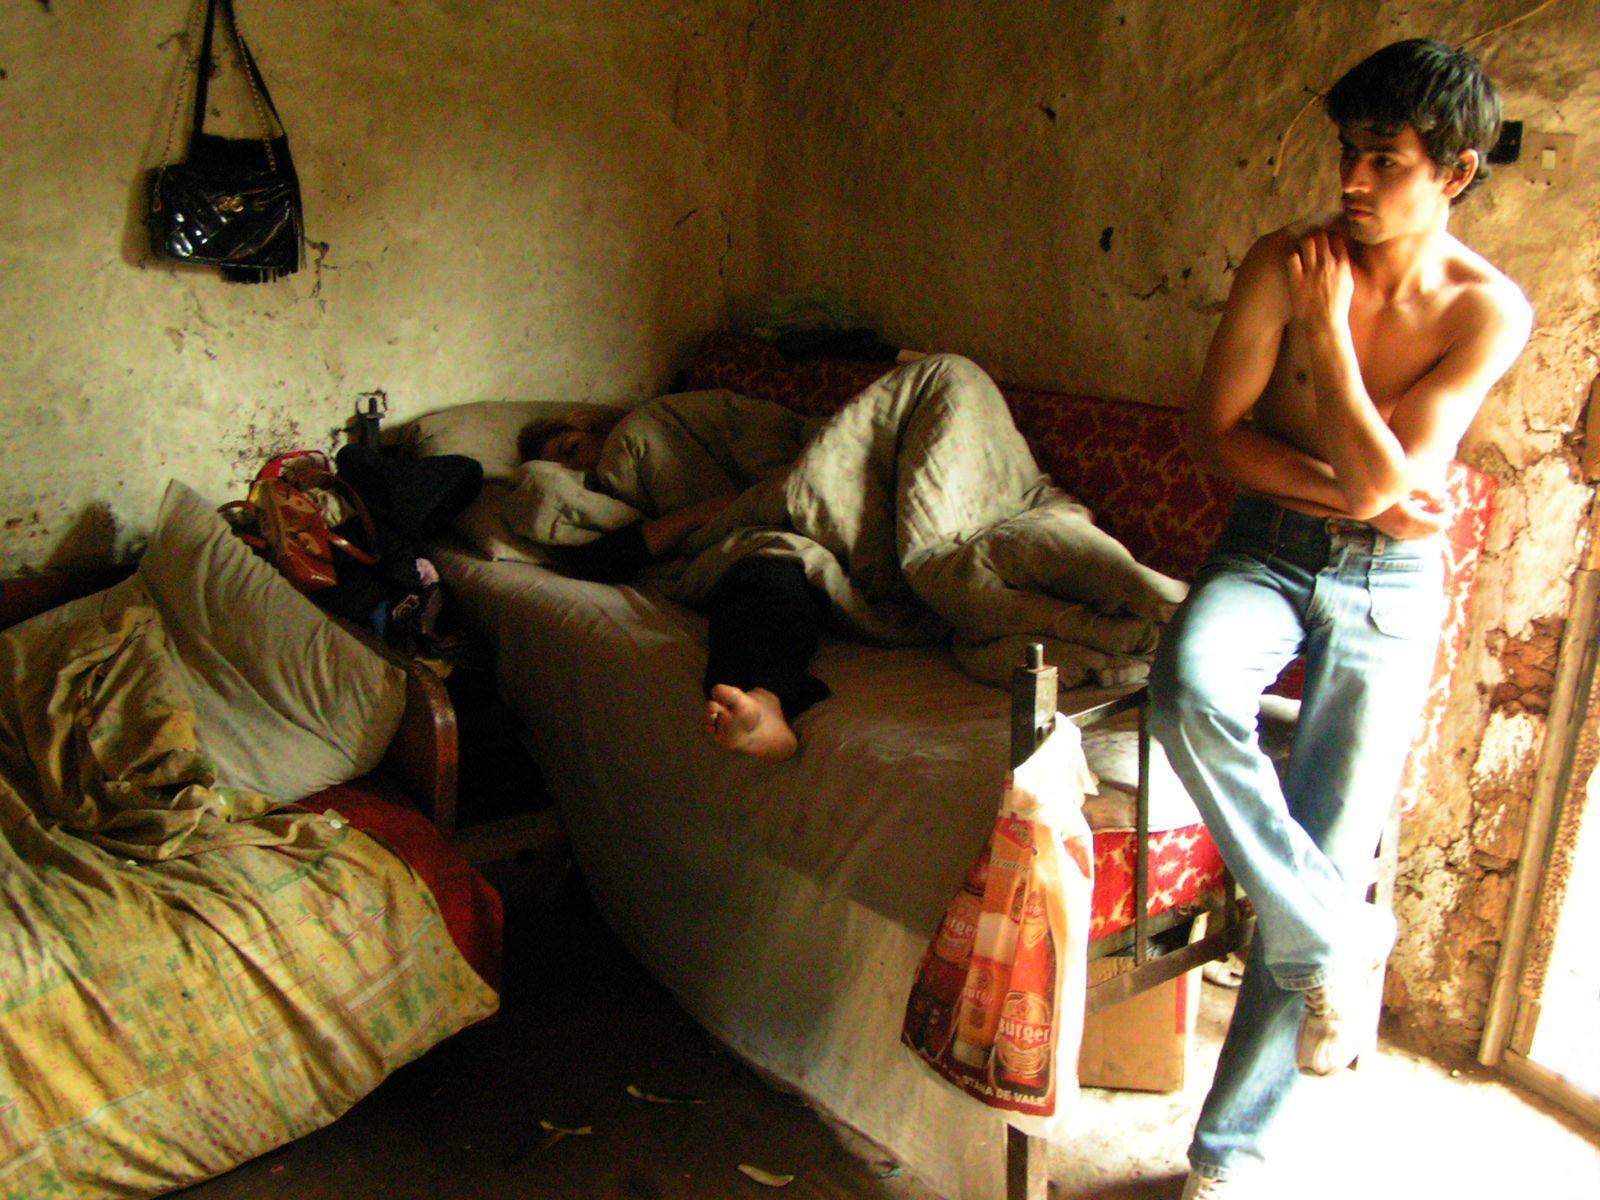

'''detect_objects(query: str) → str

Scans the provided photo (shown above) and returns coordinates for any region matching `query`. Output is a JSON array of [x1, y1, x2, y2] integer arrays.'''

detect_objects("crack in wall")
[[1486, 617, 1563, 716]]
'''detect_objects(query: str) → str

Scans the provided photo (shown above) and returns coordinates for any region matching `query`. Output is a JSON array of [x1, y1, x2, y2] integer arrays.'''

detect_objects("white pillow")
[[502, 460, 644, 547], [405, 399, 627, 484], [450, 484, 559, 564], [137, 480, 407, 801]]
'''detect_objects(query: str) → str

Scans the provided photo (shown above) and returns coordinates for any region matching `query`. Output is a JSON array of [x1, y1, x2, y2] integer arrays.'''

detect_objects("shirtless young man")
[[1146, 39, 1531, 1199]]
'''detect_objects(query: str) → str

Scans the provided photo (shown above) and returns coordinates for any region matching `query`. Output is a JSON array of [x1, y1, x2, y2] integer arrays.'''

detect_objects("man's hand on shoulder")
[[1287, 226, 1355, 336]]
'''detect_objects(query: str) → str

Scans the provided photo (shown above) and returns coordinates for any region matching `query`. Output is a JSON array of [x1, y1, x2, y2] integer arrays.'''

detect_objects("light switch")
[[1520, 131, 1576, 188]]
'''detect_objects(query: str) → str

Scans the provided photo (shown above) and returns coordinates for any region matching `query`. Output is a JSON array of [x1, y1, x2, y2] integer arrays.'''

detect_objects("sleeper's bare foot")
[[705, 684, 797, 762]]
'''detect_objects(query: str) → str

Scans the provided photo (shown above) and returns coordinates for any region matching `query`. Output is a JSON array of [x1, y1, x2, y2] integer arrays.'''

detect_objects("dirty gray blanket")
[[501, 354, 1187, 688]]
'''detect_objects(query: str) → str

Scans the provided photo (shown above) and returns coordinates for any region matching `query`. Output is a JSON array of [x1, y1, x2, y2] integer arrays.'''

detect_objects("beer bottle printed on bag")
[[950, 814, 1032, 1070], [992, 875, 1057, 1101], [905, 840, 991, 1058]]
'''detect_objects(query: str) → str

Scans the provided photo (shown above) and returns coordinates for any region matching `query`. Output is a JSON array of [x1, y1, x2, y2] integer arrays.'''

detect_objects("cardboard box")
[[1077, 956, 1202, 1093]]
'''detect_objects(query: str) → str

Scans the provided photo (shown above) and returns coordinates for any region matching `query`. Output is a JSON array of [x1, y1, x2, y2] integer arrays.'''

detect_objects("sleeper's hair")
[[1324, 38, 1502, 203], [516, 409, 621, 463]]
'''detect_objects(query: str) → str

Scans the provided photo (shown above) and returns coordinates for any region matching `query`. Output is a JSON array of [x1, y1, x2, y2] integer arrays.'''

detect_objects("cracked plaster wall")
[[0, 0, 751, 566], [729, 0, 1600, 1055]]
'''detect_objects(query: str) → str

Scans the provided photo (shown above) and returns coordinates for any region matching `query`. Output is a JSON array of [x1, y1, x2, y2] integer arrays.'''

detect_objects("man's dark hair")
[[1325, 38, 1502, 203]]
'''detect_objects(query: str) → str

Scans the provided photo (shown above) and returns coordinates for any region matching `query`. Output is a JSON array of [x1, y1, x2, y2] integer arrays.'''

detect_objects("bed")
[[404, 346, 1251, 1200], [0, 481, 501, 1199]]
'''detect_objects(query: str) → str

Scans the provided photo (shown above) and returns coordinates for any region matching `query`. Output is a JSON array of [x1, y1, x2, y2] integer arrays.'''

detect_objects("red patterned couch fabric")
[[687, 331, 1494, 938], [312, 776, 505, 994]]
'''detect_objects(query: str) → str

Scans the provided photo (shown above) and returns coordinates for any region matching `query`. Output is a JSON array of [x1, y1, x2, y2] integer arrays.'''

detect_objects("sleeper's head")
[[517, 410, 620, 473], [1324, 38, 1502, 205]]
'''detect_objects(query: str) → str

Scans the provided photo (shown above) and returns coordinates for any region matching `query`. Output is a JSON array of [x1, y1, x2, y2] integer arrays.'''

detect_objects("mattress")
[[434, 542, 1225, 1199]]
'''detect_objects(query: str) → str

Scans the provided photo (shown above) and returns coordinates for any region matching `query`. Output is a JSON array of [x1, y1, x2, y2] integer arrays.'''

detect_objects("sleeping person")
[[519, 409, 828, 763], [509, 353, 1188, 761]]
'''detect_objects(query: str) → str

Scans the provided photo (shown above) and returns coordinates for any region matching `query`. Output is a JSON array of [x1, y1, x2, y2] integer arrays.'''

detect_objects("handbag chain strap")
[[164, 0, 288, 171], [157, 0, 208, 167], [216, 0, 285, 170]]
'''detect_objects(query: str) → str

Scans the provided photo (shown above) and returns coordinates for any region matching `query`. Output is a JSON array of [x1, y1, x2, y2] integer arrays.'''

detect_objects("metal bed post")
[[1005, 643, 1055, 1200]]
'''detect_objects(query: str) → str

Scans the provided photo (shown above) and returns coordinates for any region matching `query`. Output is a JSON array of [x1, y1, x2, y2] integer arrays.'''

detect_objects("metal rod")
[[1134, 702, 1151, 965]]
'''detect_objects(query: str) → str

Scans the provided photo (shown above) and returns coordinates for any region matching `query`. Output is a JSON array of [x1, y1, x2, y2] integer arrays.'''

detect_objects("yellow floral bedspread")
[[0, 597, 497, 1198]]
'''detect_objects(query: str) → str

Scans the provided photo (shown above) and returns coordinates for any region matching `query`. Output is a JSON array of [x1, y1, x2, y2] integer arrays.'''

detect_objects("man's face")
[[540, 428, 606, 472], [1337, 124, 1464, 244]]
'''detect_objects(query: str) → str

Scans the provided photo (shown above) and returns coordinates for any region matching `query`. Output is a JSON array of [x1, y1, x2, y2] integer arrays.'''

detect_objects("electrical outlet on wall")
[[1519, 131, 1576, 189]]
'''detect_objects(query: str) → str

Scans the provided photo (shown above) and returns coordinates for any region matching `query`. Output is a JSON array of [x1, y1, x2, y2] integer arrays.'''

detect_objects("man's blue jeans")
[[1147, 494, 1446, 1179]]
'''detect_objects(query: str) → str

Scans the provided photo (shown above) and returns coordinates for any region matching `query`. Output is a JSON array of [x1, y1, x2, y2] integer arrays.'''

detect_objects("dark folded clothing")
[[335, 444, 483, 542], [775, 327, 900, 363]]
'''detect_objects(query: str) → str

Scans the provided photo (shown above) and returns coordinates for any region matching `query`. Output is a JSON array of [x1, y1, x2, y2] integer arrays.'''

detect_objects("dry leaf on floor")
[[536, 1120, 592, 1151], [737, 1163, 795, 1187], [504, 1118, 592, 1167], [626, 1083, 708, 1105]]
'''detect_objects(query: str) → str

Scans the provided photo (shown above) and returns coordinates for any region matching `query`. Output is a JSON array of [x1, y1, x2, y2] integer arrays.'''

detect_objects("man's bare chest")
[[1257, 305, 1449, 458]]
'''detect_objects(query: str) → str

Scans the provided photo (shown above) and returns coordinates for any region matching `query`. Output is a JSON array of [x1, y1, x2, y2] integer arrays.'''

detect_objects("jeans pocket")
[[1367, 553, 1444, 640]]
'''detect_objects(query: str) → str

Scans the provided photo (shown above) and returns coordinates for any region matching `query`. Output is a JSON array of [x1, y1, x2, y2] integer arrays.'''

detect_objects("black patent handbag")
[[148, 0, 302, 283]]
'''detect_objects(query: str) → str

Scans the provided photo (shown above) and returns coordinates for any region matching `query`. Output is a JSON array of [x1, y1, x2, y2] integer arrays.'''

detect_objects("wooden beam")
[[1502, 1050, 1600, 1130], [1086, 917, 1255, 1014], [1480, 566, 1600, 1065]]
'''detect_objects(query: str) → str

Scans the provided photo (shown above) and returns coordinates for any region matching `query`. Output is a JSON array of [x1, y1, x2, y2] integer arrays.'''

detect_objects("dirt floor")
[[175, 878, 948, 1200], [176, 876, 1600, 1200]]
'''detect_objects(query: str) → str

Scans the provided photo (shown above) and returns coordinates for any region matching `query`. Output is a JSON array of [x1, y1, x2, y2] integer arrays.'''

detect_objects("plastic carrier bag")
[[901, 723, 1096, 1136]]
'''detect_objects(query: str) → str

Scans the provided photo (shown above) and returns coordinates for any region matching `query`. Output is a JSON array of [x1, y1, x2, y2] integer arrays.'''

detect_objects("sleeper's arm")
[[563, 494, 736, 583], [563, 523, 654, 583]]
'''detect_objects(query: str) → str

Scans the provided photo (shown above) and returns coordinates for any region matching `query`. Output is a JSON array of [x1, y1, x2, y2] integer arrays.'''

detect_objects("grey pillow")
[[501, 461, 644, 547], [137, 480, 407, 800], [449, 485, 558, 564], [405, 399, 627, 484]]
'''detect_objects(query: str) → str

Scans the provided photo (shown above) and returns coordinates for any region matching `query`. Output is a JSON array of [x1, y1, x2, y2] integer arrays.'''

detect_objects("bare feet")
[[704, 684, 798, 762]]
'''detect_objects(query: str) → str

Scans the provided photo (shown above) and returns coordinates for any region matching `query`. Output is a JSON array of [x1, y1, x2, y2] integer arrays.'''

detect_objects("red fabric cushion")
[[688, 329, 894, 418], [310, 777, 504, 994], [1089, 826, 1227, 942], [1004, 386, 1235, 581]]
